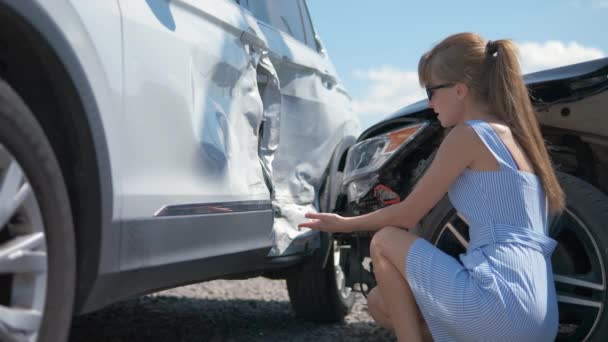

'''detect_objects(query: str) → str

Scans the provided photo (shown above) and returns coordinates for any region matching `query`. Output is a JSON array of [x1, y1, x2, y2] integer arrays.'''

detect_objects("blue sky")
[[307, 0, 607, 129]]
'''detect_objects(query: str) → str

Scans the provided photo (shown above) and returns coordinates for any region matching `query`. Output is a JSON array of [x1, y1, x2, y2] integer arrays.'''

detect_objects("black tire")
[[286, 171, 355, 323], [417, 171, 608, 341], [286, 240, 356, 323], [0, 79, 76, 342]]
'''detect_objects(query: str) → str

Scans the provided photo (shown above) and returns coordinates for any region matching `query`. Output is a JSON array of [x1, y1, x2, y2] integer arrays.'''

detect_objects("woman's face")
[[426, 78, 467, 127]]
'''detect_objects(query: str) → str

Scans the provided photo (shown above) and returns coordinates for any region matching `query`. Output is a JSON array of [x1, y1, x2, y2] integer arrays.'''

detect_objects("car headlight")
[[343, 122, 429, 201]]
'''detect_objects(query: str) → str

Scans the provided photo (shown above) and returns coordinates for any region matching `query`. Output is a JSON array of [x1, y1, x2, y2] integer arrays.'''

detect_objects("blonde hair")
[[418, 32, 565, 213]]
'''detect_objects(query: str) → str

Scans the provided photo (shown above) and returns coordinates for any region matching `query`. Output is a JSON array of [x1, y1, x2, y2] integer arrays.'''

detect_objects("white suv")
[[0, 1, 360, 341]]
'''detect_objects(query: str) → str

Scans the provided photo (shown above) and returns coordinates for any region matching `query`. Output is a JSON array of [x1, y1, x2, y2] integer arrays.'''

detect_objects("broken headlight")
[[342, 122, 429, 202]]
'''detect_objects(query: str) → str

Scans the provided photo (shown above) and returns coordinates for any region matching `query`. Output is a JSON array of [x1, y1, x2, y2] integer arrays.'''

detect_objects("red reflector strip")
[[373, 184, 400, 205]]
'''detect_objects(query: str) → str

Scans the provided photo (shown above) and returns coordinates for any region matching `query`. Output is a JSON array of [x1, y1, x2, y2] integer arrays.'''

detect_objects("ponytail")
[[487, 40, 564, 213]]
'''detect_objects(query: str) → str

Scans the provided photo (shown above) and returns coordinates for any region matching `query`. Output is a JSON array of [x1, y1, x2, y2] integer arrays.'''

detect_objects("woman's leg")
[[367, 287, 392, 329], [367, 286, 433, 341], [369, 226, 431, 342]]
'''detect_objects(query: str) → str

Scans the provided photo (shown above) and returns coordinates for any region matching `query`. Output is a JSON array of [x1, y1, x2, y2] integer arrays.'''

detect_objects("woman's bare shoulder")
[[443, 123, 479, 150], [430, 123, 478, 171]]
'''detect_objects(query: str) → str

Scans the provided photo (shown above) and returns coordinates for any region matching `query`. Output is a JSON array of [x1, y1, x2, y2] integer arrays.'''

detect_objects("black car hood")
[[380, 57, 608, 123], [524, 57, 608, 85]]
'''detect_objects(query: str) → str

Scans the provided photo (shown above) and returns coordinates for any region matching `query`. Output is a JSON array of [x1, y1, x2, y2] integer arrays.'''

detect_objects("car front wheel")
[[286, 237, 355, 322], [0, 79, 76, 342]]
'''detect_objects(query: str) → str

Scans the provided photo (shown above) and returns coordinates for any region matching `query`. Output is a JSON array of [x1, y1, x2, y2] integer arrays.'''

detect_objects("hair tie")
[[486, 40, 498, 57]]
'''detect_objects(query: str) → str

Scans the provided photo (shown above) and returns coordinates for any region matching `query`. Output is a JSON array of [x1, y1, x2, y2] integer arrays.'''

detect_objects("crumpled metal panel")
[[256, 53, 281, 193], [192, 40, 267, 201], [194, 24, 328, 257], [254, 52, 314, 257], [263, 57, 360, 257]]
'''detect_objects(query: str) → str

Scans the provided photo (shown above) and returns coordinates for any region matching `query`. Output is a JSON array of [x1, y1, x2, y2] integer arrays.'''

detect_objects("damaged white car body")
[[117, 0, 358, 259], [0, 1, 360, 340]]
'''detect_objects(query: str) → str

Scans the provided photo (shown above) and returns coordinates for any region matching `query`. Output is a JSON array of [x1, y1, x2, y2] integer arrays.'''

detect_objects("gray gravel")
[[69, 277, 397, 342]]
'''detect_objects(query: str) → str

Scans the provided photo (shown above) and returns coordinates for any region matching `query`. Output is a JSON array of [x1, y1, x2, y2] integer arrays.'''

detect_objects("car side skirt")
[[78, 204, 282, 314]]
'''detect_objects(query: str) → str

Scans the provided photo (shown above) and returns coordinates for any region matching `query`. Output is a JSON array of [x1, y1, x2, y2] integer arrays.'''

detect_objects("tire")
[[417, 172, 608, 342], [0, 79, 76, 342], [286, 172, 355, 323], [286, 239, 355, 323]]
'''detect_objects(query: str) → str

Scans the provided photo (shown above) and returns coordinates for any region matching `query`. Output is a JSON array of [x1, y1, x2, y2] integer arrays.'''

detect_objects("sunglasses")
[[425, 83, 455, 100]]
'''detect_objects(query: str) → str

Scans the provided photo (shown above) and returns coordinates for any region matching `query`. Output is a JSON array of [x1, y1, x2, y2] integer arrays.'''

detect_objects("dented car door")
[[242, 0, 360, 256], [117, 0, 275, 269]]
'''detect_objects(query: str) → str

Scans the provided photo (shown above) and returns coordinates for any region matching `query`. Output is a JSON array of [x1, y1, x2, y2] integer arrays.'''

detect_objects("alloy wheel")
[[0, 143, 47, 342]]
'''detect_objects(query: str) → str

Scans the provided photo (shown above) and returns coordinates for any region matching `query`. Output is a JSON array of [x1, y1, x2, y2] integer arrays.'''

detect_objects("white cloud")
[[351, 40, 605, 126], [351, 66, 426, 118], [518, 41, 605, 73]]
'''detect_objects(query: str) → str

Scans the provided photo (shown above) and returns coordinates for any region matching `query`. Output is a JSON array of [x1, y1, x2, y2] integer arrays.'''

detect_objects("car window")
[[245, 1, 310, 48], [233, 0, 249, 7], [298, 0, 318, 50]]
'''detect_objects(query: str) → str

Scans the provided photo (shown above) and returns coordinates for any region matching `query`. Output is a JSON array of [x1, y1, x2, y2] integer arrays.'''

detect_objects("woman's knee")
[[370, 226, 401, 259]]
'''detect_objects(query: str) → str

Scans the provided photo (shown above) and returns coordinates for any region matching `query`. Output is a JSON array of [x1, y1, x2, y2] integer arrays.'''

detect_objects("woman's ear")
[[456, 83, 469, 100]]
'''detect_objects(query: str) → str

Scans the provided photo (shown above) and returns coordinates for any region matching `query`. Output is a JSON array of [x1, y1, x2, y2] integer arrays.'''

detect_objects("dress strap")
[[465, 120, 519, 170]]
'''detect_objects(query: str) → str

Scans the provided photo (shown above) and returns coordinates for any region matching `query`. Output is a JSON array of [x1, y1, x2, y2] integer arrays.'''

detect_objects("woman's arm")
[[300, 123, 477, 233]]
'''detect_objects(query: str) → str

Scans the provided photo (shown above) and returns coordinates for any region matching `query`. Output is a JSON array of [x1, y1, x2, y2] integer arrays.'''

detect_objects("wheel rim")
[[333, 240, 352, 299], [434, 209, 604, 342], [0, 143, 47, 342]]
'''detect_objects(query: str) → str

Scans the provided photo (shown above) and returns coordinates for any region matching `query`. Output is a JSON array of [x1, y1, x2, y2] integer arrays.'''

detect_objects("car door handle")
[[321, 72, 337, 90]]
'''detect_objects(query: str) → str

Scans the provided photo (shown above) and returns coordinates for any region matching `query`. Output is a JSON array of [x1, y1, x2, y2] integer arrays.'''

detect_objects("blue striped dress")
[[406, 119, 559, 341]]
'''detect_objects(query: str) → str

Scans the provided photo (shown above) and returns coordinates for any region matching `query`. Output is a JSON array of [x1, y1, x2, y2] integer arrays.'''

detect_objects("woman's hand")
[[298, 212, 352, 233]]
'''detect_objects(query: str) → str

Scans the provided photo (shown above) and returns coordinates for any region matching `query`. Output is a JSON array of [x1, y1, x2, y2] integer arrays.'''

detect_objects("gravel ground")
[[69, 277, 397, 342]]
